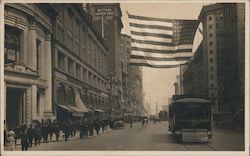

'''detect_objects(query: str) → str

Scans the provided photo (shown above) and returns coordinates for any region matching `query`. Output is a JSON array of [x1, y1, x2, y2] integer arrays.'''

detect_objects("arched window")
[[57, 83, 66, 104], [81, 91, 88, 104], [5, 25, 21, 64], [67, 87, 75, 105]]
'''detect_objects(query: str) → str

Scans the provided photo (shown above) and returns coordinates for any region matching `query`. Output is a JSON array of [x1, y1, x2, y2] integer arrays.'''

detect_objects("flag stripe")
[[131, 31, 172, 39], [130, 26, 173, 35], [131, 47, 192, 54], [130, 55, 191, 61], [129, 18, 173, 28], [130, 23, 173, 31], [130, 58, 187, 66], [131, 34, 172, 43], [131, 50, 193, 59], [131, 42, 193, 51], [129, 62, 181, 68], [128, 14, 172, 23], [132, 39, 173, 46]]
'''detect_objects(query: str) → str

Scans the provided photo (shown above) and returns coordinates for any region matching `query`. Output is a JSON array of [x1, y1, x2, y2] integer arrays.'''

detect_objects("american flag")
[[128, 14, 200, 68]]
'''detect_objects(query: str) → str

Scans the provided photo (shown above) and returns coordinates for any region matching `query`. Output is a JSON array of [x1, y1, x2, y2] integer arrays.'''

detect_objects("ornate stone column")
[[31, 85, 37, 120], [25, 88, 32, 125], [29, 18, 37, 71], [40, 40, 45, 79], [44, 33, 53, 118]]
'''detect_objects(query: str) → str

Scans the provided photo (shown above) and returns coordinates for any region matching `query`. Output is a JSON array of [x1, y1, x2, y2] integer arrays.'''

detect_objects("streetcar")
[[168, 95, 212, 142]]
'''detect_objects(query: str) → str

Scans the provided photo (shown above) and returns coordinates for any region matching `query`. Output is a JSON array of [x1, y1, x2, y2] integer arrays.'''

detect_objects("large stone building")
[[198, 3, 245, 113], [52, 4, 109, 121], [183, 43, 209, 98], [86, 3, 124, 115], [4, 4, 57, 127]]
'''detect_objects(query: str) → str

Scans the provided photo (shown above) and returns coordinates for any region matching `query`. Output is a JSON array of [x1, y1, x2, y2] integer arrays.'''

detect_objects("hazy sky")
[[120, 3, 208, 114]]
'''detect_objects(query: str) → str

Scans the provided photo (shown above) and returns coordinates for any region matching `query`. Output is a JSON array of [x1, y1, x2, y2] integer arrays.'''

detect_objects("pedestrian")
[[33, 124, 42, 146], [84, 121, 89, 139], [41, 123, 49, 143], [101, 120, 105, 133], [13, 125, 20, 145], [52, 120, 60, 141], [6, 127, 16, 151], [89, 121, 94, 136], [4, 129, 7, 147], [48, 121, 54, 141], [94, 120, 100, 135], [63, 121, 70, 141], [79, 122, 84, 139], [142, 119, 145, 128], [27, 124, 34, 148], [130, 119, 133, 128], [20, 124, 29, 151]]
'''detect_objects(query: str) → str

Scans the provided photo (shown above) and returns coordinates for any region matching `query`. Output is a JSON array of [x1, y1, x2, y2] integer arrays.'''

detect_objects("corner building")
[[52, 4, 109, 121], [4, 4, 57, 126]]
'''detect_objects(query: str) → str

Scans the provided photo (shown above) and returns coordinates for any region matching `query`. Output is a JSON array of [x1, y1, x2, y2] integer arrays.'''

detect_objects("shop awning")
[[57, 104, 78, 112], [75, 93, 90, 113]]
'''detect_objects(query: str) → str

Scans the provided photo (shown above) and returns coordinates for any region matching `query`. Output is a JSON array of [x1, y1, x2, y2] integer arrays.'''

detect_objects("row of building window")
[[56, 5, 108, 76], [208, 14, 223, 21], [57, 51, 108, 92]]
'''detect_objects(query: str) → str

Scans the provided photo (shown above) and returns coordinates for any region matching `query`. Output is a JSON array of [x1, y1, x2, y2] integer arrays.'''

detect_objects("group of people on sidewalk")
[[4, 118, 110, 151], [4, 117, 151, 151]]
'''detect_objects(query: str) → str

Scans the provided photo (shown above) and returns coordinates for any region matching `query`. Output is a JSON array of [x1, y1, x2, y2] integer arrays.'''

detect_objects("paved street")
[[13, 121, 243, 151]]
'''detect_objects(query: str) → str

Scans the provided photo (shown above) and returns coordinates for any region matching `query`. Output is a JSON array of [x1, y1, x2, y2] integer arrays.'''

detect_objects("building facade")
[[199, 3, 245, 113], [120, 34, 131, 114], [127, 66, 143, 115], [183, 43, 209, 98], [4, 4, 57, 127], [52, 4, 109, 120], [87, 3, 124, 115]]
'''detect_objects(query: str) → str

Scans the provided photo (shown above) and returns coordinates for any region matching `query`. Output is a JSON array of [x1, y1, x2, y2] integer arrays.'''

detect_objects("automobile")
[[114, 120, 125, 129], [153, 117, 161, 123], [149, 115, 156, 121]]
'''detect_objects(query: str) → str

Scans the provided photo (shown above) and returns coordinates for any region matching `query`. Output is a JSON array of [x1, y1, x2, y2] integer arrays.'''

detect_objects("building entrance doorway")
[[6, 88, 24, 127]]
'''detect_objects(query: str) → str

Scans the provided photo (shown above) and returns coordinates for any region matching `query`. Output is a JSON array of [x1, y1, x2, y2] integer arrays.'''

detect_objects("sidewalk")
[[213, 124, 244, 134], [4, 127, 112, 151]]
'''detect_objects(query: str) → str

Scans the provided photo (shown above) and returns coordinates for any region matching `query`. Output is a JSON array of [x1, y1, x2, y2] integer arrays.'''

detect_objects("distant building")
[[199, 3, 245, 112], [127, 66, 143, 115], [120, 34, 131, 114]]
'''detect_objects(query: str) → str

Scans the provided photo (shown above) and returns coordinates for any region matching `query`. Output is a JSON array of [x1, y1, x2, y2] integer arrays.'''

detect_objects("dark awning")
[[57, 104, 77, 112]]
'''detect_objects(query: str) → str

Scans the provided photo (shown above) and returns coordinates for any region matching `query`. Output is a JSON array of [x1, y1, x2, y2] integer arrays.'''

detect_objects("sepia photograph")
[[0, 0, 249, 156]]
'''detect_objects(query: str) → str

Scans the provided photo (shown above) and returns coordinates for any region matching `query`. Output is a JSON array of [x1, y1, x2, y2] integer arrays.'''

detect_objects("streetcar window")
[[175, 104, 210, 120]]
